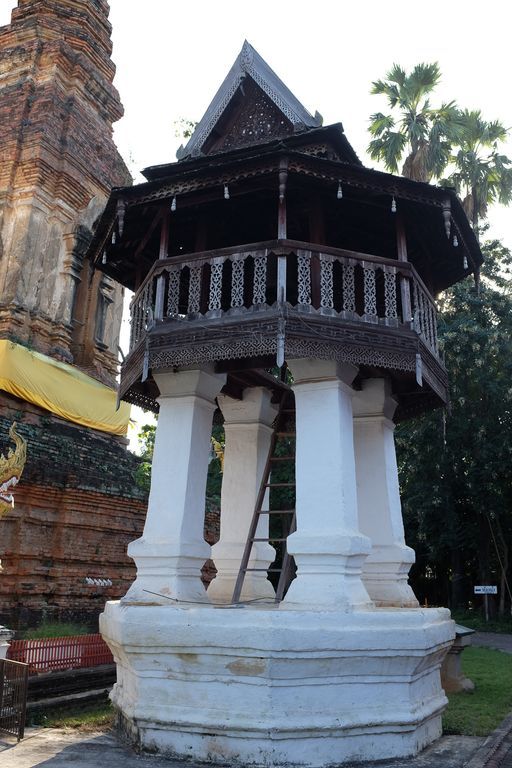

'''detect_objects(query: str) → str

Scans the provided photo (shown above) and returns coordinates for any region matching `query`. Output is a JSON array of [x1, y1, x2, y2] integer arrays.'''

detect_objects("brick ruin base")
[[0, 392, 147, 629]]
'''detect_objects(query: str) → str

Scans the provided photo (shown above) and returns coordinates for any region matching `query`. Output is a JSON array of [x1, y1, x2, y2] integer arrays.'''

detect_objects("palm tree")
[[443, 109, 512, 232], [368, 62, 460, 182]]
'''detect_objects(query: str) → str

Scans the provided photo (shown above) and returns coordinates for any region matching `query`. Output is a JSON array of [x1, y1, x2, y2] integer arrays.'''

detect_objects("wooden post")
[[396, 214, 412, 323], [277, 159, 288, 355], [278, 158, 288, 240], [155, 212, 169, 321], [309, 195, 325, 309]]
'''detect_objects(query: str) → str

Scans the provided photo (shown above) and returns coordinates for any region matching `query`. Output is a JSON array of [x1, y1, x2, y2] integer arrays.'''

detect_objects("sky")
[[1, 0, 511, 441], [1, 1, 509, 239]]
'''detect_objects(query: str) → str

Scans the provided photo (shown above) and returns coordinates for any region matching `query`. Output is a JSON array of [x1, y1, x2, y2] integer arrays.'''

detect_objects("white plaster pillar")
[[352, 378, 418, 607], [123, 367, 226, 605], [208, 387, 278, 603], [281, 359, 372, 610]]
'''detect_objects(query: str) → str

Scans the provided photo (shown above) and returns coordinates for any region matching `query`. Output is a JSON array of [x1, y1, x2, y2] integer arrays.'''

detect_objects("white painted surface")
[[208, 388, 278, 602], [123, 368, 226, 605], [101, 601, 455, 766], [0, 625, 12, 659], [282, 359, 371, 609], [353, 379, 418, 607]]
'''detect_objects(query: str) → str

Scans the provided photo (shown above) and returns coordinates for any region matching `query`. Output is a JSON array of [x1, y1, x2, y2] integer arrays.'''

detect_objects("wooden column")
[[277, 158, 288, 240], [396, 213, 412, 323], [276, 160, 288, 367], [309, 196, 326, 308], [154, 212, 169, 321]]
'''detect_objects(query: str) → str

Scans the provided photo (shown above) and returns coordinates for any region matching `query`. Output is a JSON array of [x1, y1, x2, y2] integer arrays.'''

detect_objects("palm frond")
[[408, 62, 441, 104], [368, 112, 395, 137], [367, 131, 406, 174], [385, 63, 407, 88]]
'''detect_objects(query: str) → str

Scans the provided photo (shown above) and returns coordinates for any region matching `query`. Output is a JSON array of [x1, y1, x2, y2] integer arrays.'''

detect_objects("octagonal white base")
[[100, 602, 454, 766]]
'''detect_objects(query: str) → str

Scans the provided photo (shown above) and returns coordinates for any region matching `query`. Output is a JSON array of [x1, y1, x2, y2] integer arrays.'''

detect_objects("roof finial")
[[240, 40, 254, 71]]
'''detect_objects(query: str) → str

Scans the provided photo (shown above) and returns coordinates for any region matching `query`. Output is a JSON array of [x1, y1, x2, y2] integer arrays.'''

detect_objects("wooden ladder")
[[231, 391, 296, 604]]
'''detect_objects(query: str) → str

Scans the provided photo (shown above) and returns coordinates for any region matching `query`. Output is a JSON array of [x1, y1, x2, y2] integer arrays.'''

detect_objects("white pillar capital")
[[124, 367, 226, 606], [288, 358, 358, 390], [218, 386, 278, 427], [352, 378, 397, 422], [154, 367, 226, 404], [209, 387, 279, 603]]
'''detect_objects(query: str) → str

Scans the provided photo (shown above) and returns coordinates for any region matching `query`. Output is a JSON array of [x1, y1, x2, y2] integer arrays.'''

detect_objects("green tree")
[[396, 238, 512, 613], [443, 109, 512, 232], [368, 62, 460, 182], [134, 423, 155, 494]]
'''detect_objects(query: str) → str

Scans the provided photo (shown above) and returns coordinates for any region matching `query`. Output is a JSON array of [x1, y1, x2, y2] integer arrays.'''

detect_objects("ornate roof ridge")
[[176, 40, 322, 161]]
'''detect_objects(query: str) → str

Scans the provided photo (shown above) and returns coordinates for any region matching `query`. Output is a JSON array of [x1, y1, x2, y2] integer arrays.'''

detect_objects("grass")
[[20, 621, 91, 639], [443, 646, 512, 736], [28, 700, 114, 732], [451, 609, 512, 634]]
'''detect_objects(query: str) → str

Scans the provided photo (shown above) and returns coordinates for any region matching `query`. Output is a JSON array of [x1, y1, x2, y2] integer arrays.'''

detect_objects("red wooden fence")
[[7, 634, 113, 675]]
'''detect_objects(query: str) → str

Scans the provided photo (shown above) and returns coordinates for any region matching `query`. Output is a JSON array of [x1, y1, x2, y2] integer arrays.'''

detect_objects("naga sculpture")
[[0, 423, 27, 517]]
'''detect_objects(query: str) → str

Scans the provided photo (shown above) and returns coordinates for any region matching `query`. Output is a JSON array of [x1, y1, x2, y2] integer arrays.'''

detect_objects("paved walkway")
[[472, 632, 512, 654], [0, 729, 485, 768]]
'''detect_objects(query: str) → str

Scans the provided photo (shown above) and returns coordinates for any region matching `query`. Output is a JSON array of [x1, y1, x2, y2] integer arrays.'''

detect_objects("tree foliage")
[[396, 238, 512, 612], [368, 62, 512, 614], [368, 64, 512, 232], [368, 62, 460, 181], [442, 110, 512, 231]]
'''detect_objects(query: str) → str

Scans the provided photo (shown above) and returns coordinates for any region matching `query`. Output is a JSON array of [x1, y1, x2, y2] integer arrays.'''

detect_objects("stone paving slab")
[[0, 728, 483, 768]]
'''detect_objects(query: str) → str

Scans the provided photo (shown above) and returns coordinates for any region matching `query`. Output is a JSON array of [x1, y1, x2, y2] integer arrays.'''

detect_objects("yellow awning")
[[0, 340, 130, 436]]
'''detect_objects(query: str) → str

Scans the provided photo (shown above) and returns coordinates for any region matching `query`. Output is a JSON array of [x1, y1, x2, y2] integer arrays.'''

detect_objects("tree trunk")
[[494, 517, 510, 617], [450, 547, 466, 609], [471, 186, 479, 237]]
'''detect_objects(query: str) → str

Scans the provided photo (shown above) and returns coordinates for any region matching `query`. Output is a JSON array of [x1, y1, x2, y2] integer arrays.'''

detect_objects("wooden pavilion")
[[90, 42, 480, 422], [97, 42, 482, 766]]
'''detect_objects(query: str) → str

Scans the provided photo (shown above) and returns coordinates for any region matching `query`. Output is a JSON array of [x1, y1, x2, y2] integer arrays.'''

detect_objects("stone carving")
[[0, 424, 27, 517]]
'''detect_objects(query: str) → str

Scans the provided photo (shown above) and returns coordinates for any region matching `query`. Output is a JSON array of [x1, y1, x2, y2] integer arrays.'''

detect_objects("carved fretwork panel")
[[204, 77, 294, 155]]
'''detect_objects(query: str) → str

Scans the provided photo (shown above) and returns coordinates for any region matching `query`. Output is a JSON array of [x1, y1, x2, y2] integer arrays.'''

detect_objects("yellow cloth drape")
[[0, 340, 130, 435]]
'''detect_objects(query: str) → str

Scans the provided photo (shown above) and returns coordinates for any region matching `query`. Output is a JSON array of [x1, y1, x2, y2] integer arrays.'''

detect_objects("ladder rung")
[[242, 568, 283, 573], [252, 537, 288, 542], [265, 482, 295, 488], [257, 509, 295, 514], [275, 431, 295, 437], [270, 455, 294, 462]]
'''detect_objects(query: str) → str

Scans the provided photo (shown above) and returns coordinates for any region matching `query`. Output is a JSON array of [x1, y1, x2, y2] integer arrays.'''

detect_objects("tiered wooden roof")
[[88, 41, 483, 419]]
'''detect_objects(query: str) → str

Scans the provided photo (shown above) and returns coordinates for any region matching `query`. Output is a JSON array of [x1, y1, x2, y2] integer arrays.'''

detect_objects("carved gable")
[[177, 41, 322, 160], [203, 77, 294, 155]]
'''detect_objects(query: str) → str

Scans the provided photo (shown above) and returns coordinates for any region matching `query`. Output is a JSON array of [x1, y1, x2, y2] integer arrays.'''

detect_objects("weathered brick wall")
[[0, 0, 131, 385], [0, 393, 148, 629]]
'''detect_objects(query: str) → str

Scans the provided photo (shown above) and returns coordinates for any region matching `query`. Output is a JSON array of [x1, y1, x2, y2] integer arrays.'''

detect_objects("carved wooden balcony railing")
[[128, 240, 439, 359]]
